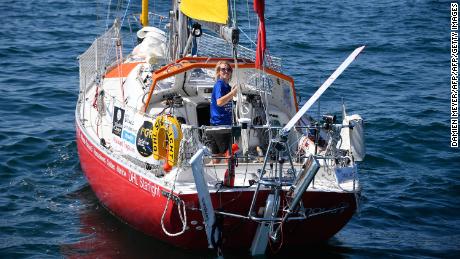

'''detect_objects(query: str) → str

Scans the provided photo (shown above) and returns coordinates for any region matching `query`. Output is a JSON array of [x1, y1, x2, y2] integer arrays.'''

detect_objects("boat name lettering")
[[94, 150, 106, 163], [81, 133, 93, 152], [140, 177, 160, 197], [129, 171, 138, 185], [127, 171, 160, 197], [80, 133, 86, 144], [87, 142, 93, 152], [306, 202, 349, 215], [116, 165, 127, 177], [81, 129, 161, 198], [106, 160, 115, 170]]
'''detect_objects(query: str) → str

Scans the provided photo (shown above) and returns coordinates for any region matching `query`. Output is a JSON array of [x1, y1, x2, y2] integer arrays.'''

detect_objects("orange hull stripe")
[[105, 62, 140, 78]]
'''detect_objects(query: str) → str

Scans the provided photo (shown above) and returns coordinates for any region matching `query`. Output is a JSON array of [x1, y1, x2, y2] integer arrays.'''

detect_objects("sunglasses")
[[220, 67, 232, 73]]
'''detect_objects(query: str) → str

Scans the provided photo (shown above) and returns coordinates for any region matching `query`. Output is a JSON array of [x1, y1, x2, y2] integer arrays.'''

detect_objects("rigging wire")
[[120, 0, 132, 28], [246, 0, 252, 39], [238, 27, 257, 47], [105, 0, 113, 29], [116, 0, 123, 14], [232, 0, 238, 28]]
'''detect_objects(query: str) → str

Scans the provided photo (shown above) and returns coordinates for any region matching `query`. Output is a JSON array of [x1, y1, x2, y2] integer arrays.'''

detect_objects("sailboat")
[[76, 0, 366, 255]]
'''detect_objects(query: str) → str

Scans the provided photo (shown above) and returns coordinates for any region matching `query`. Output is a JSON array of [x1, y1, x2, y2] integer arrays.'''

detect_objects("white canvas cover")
[[339, 114, 365, 161]]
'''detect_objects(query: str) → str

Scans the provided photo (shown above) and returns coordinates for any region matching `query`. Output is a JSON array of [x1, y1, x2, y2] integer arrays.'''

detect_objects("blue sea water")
[[0, 0, 459, 258]]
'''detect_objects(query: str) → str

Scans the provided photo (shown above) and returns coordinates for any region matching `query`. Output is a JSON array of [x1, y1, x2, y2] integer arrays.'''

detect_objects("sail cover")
[[180, 0, 228, 24], [254, 0, 266, 69]]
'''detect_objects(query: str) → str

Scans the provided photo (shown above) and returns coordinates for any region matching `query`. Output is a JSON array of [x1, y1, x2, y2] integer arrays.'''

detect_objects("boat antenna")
[[317, 99, 320, 124], [342, 97, 347, 119], [232, 0, 238, 27], [231, 0, 242, 127]]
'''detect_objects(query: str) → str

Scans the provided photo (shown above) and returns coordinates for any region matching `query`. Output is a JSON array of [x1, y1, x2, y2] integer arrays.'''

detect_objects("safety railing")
[[197, 33, 282, 72], [79, 20, 121, 92]]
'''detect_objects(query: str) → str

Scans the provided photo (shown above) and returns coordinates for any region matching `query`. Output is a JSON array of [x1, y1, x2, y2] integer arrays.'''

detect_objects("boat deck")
[[77, 60, 360, 196]]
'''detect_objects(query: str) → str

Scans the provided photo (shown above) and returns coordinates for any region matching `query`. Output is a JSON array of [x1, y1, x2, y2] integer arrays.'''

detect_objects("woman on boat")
[[208, 61, 237, 163]]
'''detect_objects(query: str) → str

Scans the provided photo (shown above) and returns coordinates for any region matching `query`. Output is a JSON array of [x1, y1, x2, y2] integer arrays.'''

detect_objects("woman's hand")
[[230, 86, 238, 97], [217, 86, 237, 106]]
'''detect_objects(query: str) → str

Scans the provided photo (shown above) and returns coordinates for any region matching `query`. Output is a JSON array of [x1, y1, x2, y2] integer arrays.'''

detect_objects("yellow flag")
[[180, 0, 228, 24]]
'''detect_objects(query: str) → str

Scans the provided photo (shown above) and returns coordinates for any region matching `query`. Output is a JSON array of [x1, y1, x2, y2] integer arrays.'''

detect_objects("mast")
[[140, 0, 149, 27], [169, 0, 189, 60], [176, 7, 188, 60]]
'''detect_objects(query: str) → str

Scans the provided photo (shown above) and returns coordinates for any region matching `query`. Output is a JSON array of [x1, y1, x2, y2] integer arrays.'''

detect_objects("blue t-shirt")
[[210, 79, 232, 125]]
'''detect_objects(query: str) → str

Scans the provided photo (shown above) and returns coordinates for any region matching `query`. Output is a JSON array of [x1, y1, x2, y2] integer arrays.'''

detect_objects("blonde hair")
[[214, 60, 232, 81]]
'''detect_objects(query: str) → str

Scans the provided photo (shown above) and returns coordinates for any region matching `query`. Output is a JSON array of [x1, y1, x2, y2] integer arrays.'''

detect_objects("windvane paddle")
[[281, 45, 366, 136]]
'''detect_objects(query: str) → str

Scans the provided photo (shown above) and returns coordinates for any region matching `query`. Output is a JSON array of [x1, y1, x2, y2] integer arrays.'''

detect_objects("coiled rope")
[[160, 130, 195, 237], [160, 167, 188, 237]]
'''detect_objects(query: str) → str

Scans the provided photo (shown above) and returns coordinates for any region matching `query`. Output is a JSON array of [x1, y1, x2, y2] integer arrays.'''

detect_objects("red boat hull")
[[76, 122, 358, 251]]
